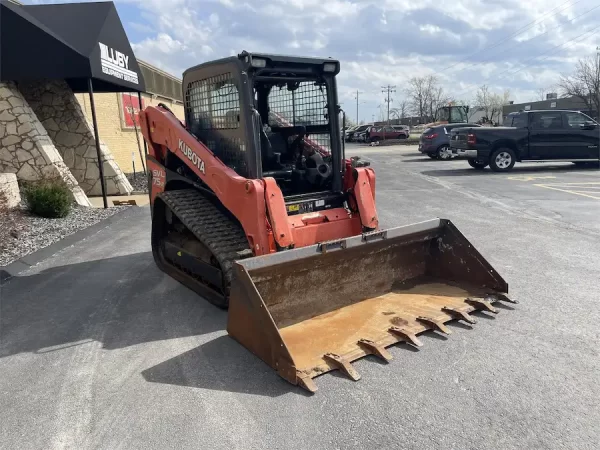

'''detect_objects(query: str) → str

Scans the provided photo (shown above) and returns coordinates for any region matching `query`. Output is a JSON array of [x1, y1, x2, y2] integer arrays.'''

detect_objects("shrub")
[[24, 179, 72, 218]]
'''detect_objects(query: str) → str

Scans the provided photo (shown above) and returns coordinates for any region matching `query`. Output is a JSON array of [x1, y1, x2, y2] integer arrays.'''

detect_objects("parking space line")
[[533, 182, 600, 200], [507, 175, 556, 181]]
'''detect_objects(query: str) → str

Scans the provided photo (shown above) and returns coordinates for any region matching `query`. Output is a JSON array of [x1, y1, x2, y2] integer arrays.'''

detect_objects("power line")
[[451, 23, 600, 100], [382, 85, 396, 123], [501, 24, 600, 78], [449, 3, 600, 75], [442, 0, 585, 73]]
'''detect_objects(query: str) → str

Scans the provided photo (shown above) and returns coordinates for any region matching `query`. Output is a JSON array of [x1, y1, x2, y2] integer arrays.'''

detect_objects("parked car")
[[450, 110, 600, 171], [419, 123, 481, 160], [346, 124, 371, 142], [392, 125, 410, 135], [368, 125, 409, 142]]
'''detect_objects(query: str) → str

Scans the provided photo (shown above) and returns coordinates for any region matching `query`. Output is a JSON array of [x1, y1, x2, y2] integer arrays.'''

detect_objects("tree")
[[341, 114, 356, 128], [475, 85, 510, 123], [390, 99, 410, 120], [558, 56, 600, 115], [533, 87, 549, 101], [406, 75, 450, 122]]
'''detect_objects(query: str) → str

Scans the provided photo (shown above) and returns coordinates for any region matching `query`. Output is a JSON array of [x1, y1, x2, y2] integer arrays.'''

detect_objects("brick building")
[[74, 59, 184, 174]]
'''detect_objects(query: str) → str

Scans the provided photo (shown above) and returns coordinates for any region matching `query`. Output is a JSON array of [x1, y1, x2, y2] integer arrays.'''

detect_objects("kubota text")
[[178, 139, 206, 174]]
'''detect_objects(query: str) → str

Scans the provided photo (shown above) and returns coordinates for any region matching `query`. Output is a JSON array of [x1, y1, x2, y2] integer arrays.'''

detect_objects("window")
[[267, 82, 328, 128], [511, 114, 528, 128], [185, 73, 246, 175], [186, 73, 240, 131], [531, 112, 562, 130], [564, 112, 587, 129]]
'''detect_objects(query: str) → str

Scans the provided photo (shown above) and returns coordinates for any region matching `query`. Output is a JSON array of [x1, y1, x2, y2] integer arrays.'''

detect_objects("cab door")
[[561, 111, 599, 159], [528, 111, 566, 159]]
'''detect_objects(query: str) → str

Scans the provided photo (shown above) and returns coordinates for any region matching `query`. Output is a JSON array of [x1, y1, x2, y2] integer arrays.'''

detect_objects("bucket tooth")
[[465, 297, 499, 314], [486, 293, 519, 304], [388, 326, 423, 348], [442, 306, 477, 324], [417, 316, 452, 334], [358, 339, 393, 362], [323, 353, 361, 381], [297, 375, 318, 393]]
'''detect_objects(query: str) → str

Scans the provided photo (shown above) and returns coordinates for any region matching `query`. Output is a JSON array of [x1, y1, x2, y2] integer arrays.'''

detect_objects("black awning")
[[0, 0, 145, 93]]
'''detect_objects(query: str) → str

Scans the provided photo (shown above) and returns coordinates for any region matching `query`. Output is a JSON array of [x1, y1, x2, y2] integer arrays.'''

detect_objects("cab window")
[[563, 112, 587, 129], [510, 114, 528, 128], [531, 112, 563, 130]]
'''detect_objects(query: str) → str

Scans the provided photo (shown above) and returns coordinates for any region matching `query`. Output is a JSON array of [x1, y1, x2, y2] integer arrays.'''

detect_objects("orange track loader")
[[139, 51, 516, 393]]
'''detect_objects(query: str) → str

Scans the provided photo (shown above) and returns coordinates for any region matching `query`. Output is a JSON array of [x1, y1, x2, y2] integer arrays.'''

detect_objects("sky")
[[24, 0, 600, 122]]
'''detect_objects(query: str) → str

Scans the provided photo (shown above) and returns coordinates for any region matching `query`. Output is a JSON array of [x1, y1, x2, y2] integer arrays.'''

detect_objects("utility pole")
[[354, 90, 363, 124], [596, 47, 600, 166], [382, 85, 396, 124]]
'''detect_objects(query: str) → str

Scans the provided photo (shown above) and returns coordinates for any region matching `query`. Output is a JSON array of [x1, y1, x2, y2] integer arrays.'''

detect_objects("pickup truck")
[[449, 109, 600, 171]]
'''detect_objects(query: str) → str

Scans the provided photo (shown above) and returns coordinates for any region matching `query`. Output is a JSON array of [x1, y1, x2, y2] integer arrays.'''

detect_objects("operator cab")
[[183, 51, 345, 214]]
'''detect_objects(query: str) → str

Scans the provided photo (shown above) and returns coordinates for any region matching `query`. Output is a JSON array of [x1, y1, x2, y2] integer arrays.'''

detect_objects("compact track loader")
[[139, 51, 516, 393]]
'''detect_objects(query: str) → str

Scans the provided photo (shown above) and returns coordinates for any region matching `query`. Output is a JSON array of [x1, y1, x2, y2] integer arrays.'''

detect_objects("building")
[[74, 59, 184, 174], [502, 95, 595, 121], [1, 0, 185, 205]]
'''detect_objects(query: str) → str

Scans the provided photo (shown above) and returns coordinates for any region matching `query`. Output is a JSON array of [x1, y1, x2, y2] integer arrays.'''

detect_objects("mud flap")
[[227, 218, 516, 393]]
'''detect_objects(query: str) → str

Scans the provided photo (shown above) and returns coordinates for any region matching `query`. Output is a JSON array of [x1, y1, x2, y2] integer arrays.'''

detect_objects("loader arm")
[[139, 105, 377, 254], [139, 105, 273, 255]]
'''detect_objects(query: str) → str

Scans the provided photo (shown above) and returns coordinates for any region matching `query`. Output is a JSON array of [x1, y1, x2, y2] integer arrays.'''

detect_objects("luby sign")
[[98, 42, 139, 85]]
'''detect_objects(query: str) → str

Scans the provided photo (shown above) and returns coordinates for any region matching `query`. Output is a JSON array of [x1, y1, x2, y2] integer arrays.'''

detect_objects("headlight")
[[323, 62, 337, 72], [251, 58, 267, 68]]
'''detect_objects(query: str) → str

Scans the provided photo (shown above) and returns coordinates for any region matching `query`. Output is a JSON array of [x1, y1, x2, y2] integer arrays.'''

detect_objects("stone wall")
[[0, 173, 21, 209], [0, 82, 90, 206], [19, 80, 132, 196]]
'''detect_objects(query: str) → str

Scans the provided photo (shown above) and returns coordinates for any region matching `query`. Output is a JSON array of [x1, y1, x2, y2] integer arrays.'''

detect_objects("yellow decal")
[[287, 204, 300, 212]]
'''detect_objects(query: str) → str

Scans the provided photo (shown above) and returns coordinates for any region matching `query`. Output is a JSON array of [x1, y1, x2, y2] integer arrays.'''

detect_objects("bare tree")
[[390, 99, 410, 120], [406, 77, 428, 119], [558, 56, 600, 115], [533, 87, 549, 101], [474, 85, 510, 124], [406, 75, 450, 122], [428, 85, 451, 120]]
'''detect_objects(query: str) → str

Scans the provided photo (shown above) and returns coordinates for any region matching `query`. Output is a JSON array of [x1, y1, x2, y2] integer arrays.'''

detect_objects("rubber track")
[[157, 189, 251, 293]]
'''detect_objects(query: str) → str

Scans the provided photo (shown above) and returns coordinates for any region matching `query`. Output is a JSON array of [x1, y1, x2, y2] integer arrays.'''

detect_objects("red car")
[[368, 125, 409, 142]]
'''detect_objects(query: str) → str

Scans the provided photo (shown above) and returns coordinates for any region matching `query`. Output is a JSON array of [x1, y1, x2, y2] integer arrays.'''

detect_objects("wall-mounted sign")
[[121, 93, 145, 129], [524, 105, 531, 111], [99, 42, 139, 85], [550, 102, 557, 108]]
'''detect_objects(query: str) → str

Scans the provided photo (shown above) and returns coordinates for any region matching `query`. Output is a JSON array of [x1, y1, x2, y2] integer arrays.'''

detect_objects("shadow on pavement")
[[401, 157, 439, 163], [0, 252, 225, 359], [421, 164, 599, 177], [141, 335, 310, 398]]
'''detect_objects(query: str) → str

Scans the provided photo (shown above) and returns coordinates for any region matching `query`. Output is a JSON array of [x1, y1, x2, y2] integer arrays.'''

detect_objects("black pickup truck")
[[449, 110, 600, 171]]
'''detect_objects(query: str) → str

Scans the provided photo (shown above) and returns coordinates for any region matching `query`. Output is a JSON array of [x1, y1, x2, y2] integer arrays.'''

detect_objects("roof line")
[[138, 59, 181, 83]]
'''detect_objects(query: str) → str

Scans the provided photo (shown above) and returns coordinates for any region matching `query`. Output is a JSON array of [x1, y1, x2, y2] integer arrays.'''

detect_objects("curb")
[[0, 206, 147, 284]]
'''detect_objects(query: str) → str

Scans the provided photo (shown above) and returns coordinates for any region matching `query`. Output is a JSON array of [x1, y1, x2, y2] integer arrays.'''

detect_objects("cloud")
[[105, 0, 600, 118]]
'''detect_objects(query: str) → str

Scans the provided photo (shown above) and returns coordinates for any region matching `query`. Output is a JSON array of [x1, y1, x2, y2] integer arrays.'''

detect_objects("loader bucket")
[[227, 218, 516, 393]]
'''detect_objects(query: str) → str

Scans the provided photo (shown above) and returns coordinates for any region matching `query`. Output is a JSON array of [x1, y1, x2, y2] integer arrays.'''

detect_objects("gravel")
[[0, 202, 128, 267], [125, 172, 148, 193]]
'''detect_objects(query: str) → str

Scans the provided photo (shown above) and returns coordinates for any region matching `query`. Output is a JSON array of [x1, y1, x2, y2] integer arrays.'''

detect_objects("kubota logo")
[[178, 139, 206, 174]]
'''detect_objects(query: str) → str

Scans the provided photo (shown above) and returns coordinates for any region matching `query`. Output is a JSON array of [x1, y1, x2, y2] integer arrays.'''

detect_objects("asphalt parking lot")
[[1, 144, 599, 449]]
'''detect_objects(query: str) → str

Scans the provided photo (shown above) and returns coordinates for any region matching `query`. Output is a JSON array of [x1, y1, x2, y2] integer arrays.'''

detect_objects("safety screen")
[[267, 82, 329, 128], [185, 73, 247, 176], [267, 82, 331, 152], [186, 73, 240, 130]]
